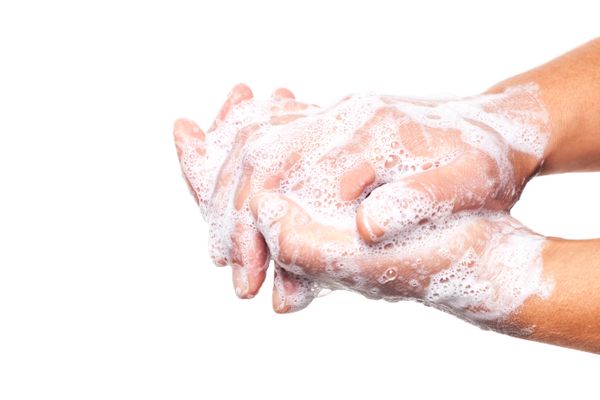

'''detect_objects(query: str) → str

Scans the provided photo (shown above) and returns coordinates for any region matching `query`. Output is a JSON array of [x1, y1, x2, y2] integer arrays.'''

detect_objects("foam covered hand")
[[174, 85, 320, 299], [250, 191, 553, 326], [174, 83, 552, 317]]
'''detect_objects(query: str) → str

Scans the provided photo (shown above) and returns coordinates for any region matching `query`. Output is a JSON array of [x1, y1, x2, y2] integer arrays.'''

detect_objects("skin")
[[488, 38, 600, 174], [174, 38, 600, 354], [175, 86, 547, 300], [510, 238, 600, 353], [486, 38, 600, 353]]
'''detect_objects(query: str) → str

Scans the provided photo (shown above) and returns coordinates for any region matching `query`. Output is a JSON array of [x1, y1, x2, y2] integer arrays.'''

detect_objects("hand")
[[250, 190, 552, 325], [175, 38, 600, 354], [174, 85, 319, 299], [173, 83, 551, 311]]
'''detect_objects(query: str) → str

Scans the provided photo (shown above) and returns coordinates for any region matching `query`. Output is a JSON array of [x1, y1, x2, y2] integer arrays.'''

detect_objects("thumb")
[[356, 151, 503, 244], [250, 191, 353, 275]]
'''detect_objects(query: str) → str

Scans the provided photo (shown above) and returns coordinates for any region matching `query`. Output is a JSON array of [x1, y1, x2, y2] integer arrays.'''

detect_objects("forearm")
[[487, 37, 600, 174], [502, 238, 600, 353]]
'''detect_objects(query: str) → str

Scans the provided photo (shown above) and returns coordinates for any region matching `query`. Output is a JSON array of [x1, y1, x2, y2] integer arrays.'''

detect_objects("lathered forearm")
[[488, 37, 600, 174]]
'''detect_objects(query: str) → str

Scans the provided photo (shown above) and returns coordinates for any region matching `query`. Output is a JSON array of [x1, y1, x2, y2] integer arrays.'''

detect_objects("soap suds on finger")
[[176, 83, 553, 327]]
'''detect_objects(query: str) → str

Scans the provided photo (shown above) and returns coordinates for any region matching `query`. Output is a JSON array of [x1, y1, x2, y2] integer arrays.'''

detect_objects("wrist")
[[419, 216, 552, 327], [476, 84, 552, 193], [486, 38, 600, 174], [504, 237, 600, 353]]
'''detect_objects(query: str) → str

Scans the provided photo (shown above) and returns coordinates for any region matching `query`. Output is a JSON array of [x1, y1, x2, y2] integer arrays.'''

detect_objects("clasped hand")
[[174, 83, 551, 323]]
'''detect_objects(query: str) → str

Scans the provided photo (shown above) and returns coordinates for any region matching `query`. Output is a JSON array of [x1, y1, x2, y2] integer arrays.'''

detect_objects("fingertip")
[[173, 118, 205, 142], [173, 118, 187, 155], [356, 180, 450, 244], [230, 226, 270, 298], [272, 268, 291, 313], [230, 83, 254, 104], [356, 203, 385, 244], [249, 191, 289, 225], [173, 119, 205, 159], [249, 235, 270, 294], [246, 269, 267, 298], [232, 266, 252, 299], [271, 87, 295, 100], [210, 84, 254, 132], [173, 118, 188, 136], [272, 265, 315, 314]]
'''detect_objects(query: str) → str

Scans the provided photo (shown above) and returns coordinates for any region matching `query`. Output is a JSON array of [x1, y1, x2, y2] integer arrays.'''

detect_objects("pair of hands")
[[174, 83, 551, 322]]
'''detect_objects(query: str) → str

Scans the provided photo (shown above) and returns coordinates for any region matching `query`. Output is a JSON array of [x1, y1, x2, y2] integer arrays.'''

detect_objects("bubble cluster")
[[178, 84, 553, 322]]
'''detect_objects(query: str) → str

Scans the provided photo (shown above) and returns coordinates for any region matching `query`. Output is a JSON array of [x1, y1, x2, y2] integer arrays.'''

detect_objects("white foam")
[[178, 84, 553, 324], [424, 219, 554, 322]]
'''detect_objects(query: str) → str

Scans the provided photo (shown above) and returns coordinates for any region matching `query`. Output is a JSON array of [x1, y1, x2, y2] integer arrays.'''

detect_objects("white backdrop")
[[1, 1, 599, 399]]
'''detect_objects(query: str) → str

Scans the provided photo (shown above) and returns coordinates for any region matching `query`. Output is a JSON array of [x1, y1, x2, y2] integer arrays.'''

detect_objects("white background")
[[1, 1, 599, 399]]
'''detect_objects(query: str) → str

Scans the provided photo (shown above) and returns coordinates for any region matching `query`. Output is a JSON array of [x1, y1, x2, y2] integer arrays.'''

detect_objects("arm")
[[480, 38, 600, 353], [488, 37, 600, 173], [174, 39, 600, 354], [508, 239, 600, 353]]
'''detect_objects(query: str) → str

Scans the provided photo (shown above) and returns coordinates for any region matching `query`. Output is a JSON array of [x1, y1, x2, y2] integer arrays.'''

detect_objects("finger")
[[208, 83, 254, 133], [220, 90, 307, 291], [356, 151, 502, 244], [272, 263, 318, 313], [339, 161, 376, 201], [261, 151, 302, 190], [251, 195, 484, 303], [269, 113, 307, 125], [206, 123, 261, 267], [250, 191, 354, 275], [269, 88, 318, 114], [173, 118, 206, 205], [229, 222, 270, 298], [231, 265, 249, 298], [269, 88, 310, 124], [227, 151, 301, 297], [229, 229, 269, 298], [271, 87, 295, 100]]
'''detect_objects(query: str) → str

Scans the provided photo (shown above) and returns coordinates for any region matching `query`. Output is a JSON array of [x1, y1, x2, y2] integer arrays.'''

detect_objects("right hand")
[[249, 190, 551, 325]]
